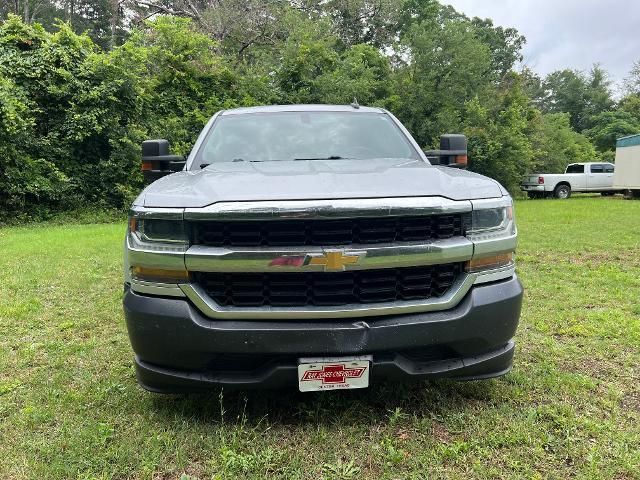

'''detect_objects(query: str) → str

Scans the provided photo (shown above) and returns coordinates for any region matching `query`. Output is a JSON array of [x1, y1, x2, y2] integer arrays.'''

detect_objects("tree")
[[313, 44, 393, 105], [271, 17, 339, 103], [529, 112, 598, 173], [623, 60, 640, 96], [1, 0, 121, 48], [295, 0, 402, 49], [619, 94, 640, 123], [470, 17, 525, 77], [584, 64, 614, 126], [0, 0, 49, 23], [462, 74, 536, 193], [0, 14, 145, 211], [0, 19, 69, 214], [393, 14, 494, 147], [541, 65, 614, 132], [584, 110, 640, 153], [520, 67, 545, 109]]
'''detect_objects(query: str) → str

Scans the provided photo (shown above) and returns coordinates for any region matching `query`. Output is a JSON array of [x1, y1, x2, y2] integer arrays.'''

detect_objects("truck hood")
[[139, 159, 505, 208]]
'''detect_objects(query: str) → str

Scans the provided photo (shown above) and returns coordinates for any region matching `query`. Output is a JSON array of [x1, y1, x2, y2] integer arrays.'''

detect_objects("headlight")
[[127, 207, 188, 286], [132, 218, 187, 244], [468, 197, 516, 241], [466, 196, 517, 279], [129, 208, 187, 245]]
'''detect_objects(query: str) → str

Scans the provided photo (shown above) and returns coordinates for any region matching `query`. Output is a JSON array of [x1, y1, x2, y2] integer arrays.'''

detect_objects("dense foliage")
[[1, 0, 639, 218]]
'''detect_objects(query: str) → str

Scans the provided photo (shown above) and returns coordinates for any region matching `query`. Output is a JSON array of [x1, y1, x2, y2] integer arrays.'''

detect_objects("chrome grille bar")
[[184, 237, 473, 273], [184, 197, 472, 221]]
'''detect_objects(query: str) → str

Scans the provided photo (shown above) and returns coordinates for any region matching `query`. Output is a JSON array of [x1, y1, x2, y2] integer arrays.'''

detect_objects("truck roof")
[[566, 162, 613, 166], [219, 104, 386, 116]]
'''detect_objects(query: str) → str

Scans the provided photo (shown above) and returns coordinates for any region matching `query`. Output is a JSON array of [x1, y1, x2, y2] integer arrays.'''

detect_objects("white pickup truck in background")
[[520, 162, 621, 199]]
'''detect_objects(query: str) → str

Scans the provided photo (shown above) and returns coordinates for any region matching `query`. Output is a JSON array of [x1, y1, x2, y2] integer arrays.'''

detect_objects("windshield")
[[192, 111, 420, 168]]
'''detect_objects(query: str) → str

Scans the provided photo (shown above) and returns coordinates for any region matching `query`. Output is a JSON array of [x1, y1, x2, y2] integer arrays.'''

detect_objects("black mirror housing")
[[141, 139, 186, 185], [424, 134, 468, 169]]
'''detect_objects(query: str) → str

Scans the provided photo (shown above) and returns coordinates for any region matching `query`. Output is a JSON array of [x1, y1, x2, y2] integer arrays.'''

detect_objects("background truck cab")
[[521, 162, 619, 199]]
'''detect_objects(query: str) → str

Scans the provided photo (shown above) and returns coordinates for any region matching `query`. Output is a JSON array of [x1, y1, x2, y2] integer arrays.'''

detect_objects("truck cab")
[[123, 104, 523, 392]]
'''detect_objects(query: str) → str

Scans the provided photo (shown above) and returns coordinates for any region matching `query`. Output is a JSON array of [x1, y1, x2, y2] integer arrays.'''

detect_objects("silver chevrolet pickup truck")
[[123, 104, 522, 392]]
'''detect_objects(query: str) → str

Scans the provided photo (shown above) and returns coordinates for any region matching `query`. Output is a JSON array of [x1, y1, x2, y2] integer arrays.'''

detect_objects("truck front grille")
[[193, 263, 464, 308], [190, 214, 465, 247]]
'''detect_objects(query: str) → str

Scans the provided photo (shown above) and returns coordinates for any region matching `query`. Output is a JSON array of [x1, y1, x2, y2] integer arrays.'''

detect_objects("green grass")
[[1, 197, 639, 479]]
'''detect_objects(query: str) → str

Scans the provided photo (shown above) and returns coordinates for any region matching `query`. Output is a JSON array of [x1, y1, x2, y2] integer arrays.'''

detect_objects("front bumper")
[[123, 276, 523, 392]]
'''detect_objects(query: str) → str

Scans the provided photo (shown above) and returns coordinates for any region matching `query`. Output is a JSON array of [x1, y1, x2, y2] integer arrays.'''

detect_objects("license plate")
[[298, 356, 371, 392]]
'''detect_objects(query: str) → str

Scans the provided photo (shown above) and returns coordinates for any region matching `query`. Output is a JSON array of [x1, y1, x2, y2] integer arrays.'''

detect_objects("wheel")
[[554, 184, 571, 199]]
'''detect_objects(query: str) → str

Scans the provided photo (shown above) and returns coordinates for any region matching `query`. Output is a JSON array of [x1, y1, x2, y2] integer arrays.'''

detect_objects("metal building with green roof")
[[616, 133, 640, 148]]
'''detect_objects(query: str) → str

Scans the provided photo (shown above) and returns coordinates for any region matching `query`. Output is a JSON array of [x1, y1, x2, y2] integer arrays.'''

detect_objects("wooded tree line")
[[2, 0, 640, 218]]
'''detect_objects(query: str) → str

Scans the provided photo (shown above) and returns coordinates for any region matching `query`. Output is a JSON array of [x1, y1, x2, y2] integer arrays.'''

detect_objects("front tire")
[[554, 184, 571, 199]]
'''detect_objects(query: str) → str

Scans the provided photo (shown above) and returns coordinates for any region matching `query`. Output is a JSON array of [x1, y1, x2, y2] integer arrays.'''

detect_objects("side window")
[[590, 164, 605, 174], [604, 164, 614, 173], [566, 164, 585, 174]]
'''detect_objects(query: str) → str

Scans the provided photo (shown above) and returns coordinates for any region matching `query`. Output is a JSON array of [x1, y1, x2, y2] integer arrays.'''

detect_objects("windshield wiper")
[[294, 155, 352, 161], [200, 159, 268, 168]]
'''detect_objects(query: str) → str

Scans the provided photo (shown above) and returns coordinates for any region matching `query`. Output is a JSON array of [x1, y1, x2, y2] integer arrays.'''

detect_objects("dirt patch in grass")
[[431, 422, 453, 444], [621, 392, 640, 413], [520, 248, 640, 268], [567, 250, 640, 267]]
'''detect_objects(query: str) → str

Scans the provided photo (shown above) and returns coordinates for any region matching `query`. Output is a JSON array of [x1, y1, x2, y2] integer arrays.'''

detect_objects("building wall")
[[614, 144, 640, 189]]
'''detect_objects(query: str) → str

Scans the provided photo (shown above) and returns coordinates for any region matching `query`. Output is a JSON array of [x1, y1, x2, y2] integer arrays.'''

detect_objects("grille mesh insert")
[[190, 215, 466, 247], [193, 263, 464, 308]]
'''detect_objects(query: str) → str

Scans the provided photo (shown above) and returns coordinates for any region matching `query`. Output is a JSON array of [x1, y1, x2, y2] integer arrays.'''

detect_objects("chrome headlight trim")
[[129, 206, 184, 221]]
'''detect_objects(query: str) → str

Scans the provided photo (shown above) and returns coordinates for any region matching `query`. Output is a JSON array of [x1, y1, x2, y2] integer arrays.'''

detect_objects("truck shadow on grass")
[[147, 378, 507, 427]]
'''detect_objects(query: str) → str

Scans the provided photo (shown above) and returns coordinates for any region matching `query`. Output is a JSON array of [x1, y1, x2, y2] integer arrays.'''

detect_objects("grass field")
[[1, 197, 639, 479]]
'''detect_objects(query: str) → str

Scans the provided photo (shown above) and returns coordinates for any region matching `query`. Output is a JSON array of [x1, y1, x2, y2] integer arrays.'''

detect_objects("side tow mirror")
[[424, 134, 468, 169], [141, 139, 186, 185]]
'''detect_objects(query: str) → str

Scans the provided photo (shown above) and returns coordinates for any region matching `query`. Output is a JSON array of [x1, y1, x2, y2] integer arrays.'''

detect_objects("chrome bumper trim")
[[474, 263, 516, 284], [472, 232, 518, 258], [130, 279, 185, 297], [126, 234, 187, 271], [184, 197, 472, 221], [184, 237, 473, 273]]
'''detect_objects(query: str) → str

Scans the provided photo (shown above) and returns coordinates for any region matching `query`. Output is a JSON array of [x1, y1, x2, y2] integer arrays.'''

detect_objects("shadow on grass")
[[147, 378, 505, 428]]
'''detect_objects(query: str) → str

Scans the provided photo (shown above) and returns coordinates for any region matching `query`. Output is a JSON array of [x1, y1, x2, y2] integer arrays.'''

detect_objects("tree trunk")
[[110, 0, 119, 49], [23, 0, 29, 23]]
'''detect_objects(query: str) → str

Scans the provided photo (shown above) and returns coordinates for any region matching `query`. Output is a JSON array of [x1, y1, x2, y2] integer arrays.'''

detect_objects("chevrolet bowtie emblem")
[[307, 251, 364, 271]]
